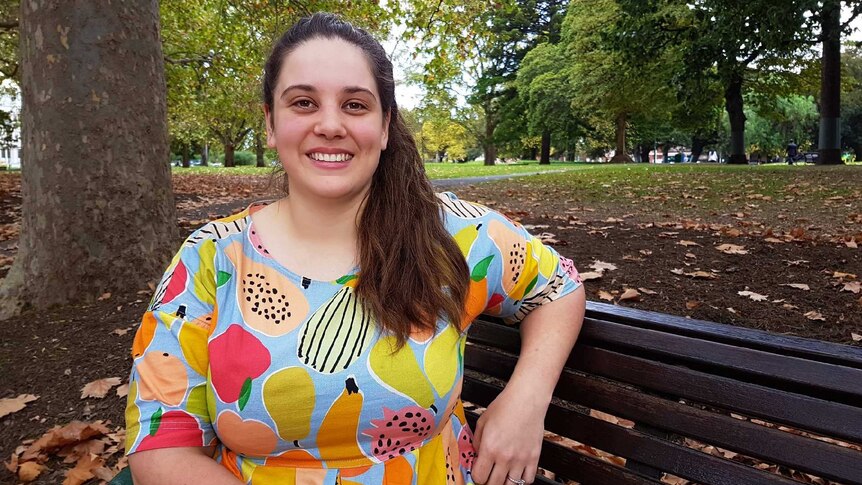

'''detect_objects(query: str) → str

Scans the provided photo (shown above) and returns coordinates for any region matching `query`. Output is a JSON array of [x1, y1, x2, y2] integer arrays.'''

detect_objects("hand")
[[470, 384, 548, 485]]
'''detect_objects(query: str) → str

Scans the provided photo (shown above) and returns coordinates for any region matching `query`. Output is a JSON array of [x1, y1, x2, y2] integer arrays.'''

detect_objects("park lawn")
[[170, 159, 577, 179]]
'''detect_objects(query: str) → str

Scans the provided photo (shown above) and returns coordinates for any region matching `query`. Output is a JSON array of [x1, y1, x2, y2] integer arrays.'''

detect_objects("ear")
[[381, 110, 391, 150], [263, 105, 276, 148]]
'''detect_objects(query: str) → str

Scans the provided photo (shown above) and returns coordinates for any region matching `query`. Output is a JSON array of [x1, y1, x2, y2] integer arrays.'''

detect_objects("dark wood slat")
[[468, 324, 862, 443], [577, 319, 862, 402], [464, 377, 801, 485], [464, 411, 662, 485], [464, 345, 862, 484], [583, 302, 862, 368], [572, 345, 862, 444]]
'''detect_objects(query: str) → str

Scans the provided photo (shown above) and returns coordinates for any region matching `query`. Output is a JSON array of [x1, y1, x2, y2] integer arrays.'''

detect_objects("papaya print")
[[125, 194, 581, 485], [226, 241, 310, 337]]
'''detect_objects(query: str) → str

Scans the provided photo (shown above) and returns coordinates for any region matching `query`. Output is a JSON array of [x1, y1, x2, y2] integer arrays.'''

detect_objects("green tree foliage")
[[841, 44, 862, 160]]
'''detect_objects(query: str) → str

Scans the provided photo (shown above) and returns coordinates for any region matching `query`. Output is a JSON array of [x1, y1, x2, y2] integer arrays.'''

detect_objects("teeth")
[[310, 152, 352, 162]]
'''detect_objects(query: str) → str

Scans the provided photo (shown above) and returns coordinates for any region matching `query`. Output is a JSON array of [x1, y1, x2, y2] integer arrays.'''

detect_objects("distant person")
[[708, 150, 718, 163], [124, 12, 586, 485], [787, 139, 798, 165]]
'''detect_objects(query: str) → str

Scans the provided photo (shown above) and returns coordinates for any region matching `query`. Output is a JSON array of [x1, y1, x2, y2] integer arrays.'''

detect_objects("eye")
[[345, 101, 368, 111], [291, 99, 315, 110]]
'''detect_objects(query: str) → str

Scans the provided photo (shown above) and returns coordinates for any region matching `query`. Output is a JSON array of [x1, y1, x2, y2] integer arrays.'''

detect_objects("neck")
[[275, 189, 367, 247]]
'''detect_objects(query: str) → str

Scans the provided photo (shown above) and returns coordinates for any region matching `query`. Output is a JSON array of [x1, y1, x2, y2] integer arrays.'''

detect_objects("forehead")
[[278, 37, 377, 94]]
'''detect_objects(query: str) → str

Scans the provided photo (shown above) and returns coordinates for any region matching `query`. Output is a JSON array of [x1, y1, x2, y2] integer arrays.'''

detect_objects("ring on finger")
[[507, 477, 526, 485]]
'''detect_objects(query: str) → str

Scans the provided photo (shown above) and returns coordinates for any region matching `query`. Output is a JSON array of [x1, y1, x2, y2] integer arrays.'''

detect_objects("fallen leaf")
[[685, 252, 696, 259], [671, 268, 685, 275], [639, 249, 653, 256], [764, 237, 785, 244], [81, 377, 121, 399], [598, 290, 614, 301], [782, 303, 799, 310], [846, 239, 858, 248], [716, 244, 748, 255], [686, 301, 701, 309], [804, 311, 825, 321], [619, 288, 641, 301], [65, 454, 102, 485], [843, 282, 862, 294], [727, 307, 737, 314], [780, 283, 810, 291], [97, 292, 111, 301], [833, 271, 857, 280], [111, 327, 131, 336], [852, 333, 862, 342], [678, 240, 701, 247], [738, 291, 768, 302], [638, 287, 657, 295], [0, 394, 38, 419], [590, 260, 618, 272], [579, 271, 603, 281], [115, 383, 129, 398], [687, 271, 716, 279], [18, 461, 45, 482]]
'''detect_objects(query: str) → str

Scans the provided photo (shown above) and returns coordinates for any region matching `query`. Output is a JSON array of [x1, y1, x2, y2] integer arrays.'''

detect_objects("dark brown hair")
[[262, 13, 469, 346]]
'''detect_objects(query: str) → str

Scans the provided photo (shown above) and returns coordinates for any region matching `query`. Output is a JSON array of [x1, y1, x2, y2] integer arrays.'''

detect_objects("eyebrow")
[[280, 84, 377, 101]]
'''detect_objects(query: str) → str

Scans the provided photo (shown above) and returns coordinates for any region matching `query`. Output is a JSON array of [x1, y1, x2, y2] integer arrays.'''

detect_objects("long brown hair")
[[262, 13, 469, 346]]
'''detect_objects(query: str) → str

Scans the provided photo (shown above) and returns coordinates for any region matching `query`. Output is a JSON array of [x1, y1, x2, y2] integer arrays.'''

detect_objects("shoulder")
[[435, 191, 494, 221], [182, 201, 270, 248]]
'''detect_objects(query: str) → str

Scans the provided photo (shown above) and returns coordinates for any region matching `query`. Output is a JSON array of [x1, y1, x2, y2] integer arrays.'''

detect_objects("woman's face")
[[265, 37, 389, 203]]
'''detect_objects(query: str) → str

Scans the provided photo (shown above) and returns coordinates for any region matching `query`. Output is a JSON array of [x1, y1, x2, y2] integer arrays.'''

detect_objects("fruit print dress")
[[125, 191, 582, 484]]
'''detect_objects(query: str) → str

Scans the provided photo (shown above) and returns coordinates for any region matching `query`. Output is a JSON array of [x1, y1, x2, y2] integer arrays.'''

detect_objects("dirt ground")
[[0, 169, 860, 484]]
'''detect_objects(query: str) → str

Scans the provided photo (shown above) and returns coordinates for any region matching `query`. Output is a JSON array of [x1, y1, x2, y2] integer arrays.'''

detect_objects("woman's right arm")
[[129, 447, 243, 485]]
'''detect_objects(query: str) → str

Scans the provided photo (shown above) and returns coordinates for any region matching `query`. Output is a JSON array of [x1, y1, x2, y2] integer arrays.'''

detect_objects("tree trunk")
[[855, 143, 862, 163], [724, 73, 747, 164], [201, 142, 208, 166], [224, 142, 235, 168], [0, 0, 176, 318], [255, 132, 265, 167], [181, 142, 190, 168], [483, 103, 496, 166], [691, 137, 706, 164], [639, 144, 650, 164], [539, 130, 551, 165], [818, 0, 843, 165], [609, 113, 632, 163], [662, 143, 669, 163]]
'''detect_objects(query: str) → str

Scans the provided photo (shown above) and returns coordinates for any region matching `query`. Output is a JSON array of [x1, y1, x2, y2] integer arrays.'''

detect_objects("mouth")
[[307, 152, 355, 163]]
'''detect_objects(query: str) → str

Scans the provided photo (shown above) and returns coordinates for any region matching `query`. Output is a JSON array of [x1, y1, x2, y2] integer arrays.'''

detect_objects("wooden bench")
[[463, 301, 862, 485]]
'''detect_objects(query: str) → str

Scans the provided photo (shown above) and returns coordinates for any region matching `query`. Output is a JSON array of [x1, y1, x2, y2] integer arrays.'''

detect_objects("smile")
[[308, 152, 354, 162]]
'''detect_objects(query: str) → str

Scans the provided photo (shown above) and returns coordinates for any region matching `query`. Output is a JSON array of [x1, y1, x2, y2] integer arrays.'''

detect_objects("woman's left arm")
[[470, 285, 586, 485]]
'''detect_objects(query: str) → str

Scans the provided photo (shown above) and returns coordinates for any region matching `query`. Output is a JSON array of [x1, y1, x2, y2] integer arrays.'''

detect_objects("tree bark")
[[610, 113, 632, 163], [224, 142, 235, 168], [691, 137, 706, 164], [200, 142, 208, 166], [255, 131, 265, 167], [724, 73, 747, 164], [0, 0, 176, 318], [818, 0, 843, 165], [181, 142, 190, 168], [539, 130, 551, 165], [483, 101, 496, 166], [639, 144, 650, 164]]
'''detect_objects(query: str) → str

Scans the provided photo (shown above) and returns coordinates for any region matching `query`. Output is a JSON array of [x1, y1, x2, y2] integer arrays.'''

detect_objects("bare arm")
[[471, 286, 586, 485], [128, 446, 244, 485]]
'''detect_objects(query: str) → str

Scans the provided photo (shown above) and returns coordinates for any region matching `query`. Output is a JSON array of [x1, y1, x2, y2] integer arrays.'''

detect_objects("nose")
[[313, 105, 346, 139]]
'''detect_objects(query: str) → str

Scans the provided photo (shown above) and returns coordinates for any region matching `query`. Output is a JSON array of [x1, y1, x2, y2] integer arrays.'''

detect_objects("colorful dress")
[[125, 192, 582, 484]]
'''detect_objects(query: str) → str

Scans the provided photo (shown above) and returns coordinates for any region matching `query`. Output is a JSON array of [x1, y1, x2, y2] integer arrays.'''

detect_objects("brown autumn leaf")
[[780, 283, 810, 291], [686, 301, 702, 310], [638, 287, 657, 295], [738, 291, 768, 302], [590, 260, 617, 272], [687, 271, 716, 279], [5, 451, 18, 473], [804, 311, 826, 321], [678, 240, 701, 247], [81, 377, 122, 399], [21, 421, 110, 461], [598, 290, 614, 301], [97, 292, 111, 301], [833, 271, 857, 280], [65, 454, 103, 485], [846, 239, 858, 249], [671, 268, 685, 275], [579, 271, 603, 281], [115, 383, 129, 398], [619, 288, 641, 301], [783, 303, 800, 310], [852, 333, 862, 342], [684, 252, 696, 259], [764, 237, 785, 244], [639, 249, 653, 256], [0, 394, 38, 419], [716, 244, 748, 255], [111, 327, 132, 336], [842, 281, 862, 294], [18, 461, 45, 482]]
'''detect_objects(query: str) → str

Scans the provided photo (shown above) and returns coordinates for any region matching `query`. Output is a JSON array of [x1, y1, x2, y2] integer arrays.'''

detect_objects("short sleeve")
[[439, 192, 582, 326], [125, 228, 220, 455]]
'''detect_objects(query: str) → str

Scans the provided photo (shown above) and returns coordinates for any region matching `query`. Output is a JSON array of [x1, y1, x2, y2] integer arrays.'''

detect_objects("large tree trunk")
[[224, 142, 235, 168], [483, 102, 496, 166], [0, 0, 176, 318], [255, 132, 265, 168], [200, 142, 208, 166], [725, 73, 747, 164], [539, 130, 551, 165], [639, 144, 650, 164], [818, 0, 843, 165], [610, 113, 632, 163]]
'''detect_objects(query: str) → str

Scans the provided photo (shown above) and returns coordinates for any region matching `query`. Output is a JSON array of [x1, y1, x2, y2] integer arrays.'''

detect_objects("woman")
[[125, 13, 585, 485]]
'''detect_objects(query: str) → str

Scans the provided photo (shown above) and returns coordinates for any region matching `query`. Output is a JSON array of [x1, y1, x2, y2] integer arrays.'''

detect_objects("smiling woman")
[[124, 12, 585, 485]]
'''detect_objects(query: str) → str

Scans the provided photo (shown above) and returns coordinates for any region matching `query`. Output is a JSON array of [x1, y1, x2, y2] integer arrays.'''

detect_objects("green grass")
[[171, 159, 580, 179]]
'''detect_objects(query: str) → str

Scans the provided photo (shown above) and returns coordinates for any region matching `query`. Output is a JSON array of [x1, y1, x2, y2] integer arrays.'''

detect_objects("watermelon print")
[[125, 193, 581, 484]]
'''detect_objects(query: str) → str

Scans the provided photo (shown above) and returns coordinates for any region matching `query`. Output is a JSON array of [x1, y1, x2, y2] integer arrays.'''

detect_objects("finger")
[[487, 462, 511, 485], [470, 452, 492, 484], [523, 463, 537, 484], [472, 418, 484, 452]]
